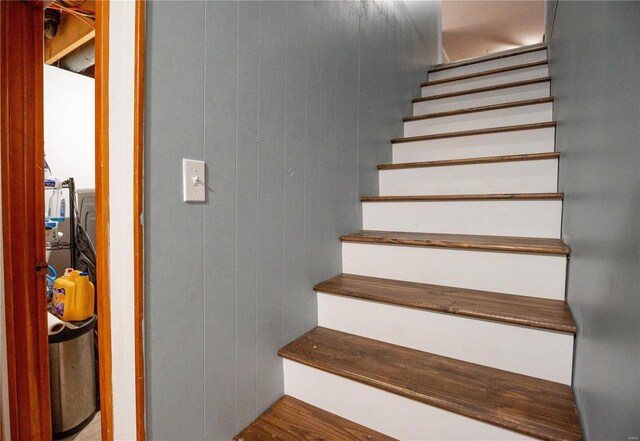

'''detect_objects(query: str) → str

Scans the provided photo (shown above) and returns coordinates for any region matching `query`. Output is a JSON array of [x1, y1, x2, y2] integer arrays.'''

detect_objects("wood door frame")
[[133, 0, 147, 439], [0, 2, 51, 439], [0, 0, 147, 439], [94, 1, 114, 439]]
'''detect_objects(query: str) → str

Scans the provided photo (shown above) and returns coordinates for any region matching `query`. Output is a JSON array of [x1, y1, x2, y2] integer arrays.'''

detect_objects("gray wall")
[[547, 1, 640, 439], [144, 1, 440, 439], [544, 0, 557, 43]]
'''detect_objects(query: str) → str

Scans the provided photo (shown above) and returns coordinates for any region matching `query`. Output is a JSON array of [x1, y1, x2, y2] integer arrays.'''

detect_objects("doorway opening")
[[0, 1, 113, 439], [43, 1, 101, 439]]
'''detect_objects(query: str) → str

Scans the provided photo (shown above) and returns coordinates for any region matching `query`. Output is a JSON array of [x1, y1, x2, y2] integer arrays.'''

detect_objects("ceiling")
[[442, 0, 545, 62], [44, 0, 96, 77]]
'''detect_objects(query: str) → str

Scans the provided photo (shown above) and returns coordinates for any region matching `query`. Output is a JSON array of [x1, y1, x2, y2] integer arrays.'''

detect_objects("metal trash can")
[[48, 315, 98, 440]]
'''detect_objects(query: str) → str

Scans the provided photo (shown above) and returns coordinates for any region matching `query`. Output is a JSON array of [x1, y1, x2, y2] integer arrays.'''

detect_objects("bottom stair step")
[[279, 327, 582, 441], [233, 395, 395, 441]]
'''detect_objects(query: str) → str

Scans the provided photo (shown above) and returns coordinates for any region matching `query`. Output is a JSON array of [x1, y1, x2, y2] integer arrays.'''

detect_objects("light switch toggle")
[[183, 159, 206, 202]]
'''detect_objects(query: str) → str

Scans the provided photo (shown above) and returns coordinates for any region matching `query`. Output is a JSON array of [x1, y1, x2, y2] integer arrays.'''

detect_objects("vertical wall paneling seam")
[[233, 2, 239, 432], [316, 4, 322, 282], [254, 2, 262, 412], [333, 2, 338, 235], [233, 0, 239, 432], [356, 5, 361, 212], [201, 1, 206, 437], [281, 1, 288, 350], [302, 2, 309, 331], [301, 2, 308, 332], [133, 0, 146, 439]]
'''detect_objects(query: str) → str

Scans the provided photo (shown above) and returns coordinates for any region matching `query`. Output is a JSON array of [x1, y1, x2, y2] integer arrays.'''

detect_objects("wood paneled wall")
[[144, 1, 439, 439]]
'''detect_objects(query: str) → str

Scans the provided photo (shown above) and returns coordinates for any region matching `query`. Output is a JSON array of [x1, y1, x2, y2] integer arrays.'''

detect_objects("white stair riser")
[[283, 360, 533, 440], [393, 127, 556, 163], [428, 49, 547, 82], [414, 81, 550, 115], [317, 293, 574, 384], [379, 159, 558, 196], [342, 242, 567, 299], [362, 199, 562, 238], [422, 65, 549, 97], [404, 103, 552, 137]]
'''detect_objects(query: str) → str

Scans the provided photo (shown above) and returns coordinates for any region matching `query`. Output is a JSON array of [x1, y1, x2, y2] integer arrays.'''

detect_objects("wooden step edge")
[[233, 395, 396, 441], [430, 44, 547, 73], [313, 273, 577, 334], [421, 60, 548, 87], [391, 121, 556, 144], [339, 230, 570, 256], [413, 77, 551, 103], [360, 192, 564, 202], [403, 97, 554, 123], [378, 152, 560, 170], [278, 327, 583, 441]]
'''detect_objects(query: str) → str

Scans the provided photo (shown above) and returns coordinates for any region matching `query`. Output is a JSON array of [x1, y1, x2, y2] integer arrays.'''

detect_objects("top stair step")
[[279, 327, 582, 441], [233, 395, 396, 441], [430, 43, 547, 73], [428, 45, 547, 82]]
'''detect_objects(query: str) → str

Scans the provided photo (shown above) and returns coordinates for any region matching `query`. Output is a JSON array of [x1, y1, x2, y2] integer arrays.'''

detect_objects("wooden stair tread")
[[233, 395, 395, 441], [339, 230, 570, 256], [360, 192, 564, 202], [391, 121, 556, 144], [413, 77, 551, 103], [404, 97, 554, 122], [421, 60, 548, 87], [278, 327, 582, 441], [314, 273, 576, 333], [378, 152, 559, 170], [430, 44, 546, 73]]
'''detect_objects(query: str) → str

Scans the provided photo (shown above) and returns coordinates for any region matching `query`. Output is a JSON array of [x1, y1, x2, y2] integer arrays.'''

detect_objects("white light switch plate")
[[182, 159, 206, 202]]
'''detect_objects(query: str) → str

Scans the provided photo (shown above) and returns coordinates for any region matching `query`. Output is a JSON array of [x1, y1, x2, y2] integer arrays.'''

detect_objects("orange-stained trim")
[[95, 1, 114, 440], [25, 0, 55, 9], [133, 0, 146, 439], [0, 2, 52, 439]]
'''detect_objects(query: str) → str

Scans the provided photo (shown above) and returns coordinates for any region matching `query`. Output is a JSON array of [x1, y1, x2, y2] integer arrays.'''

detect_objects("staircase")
[[235, 43, 582, 441]]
